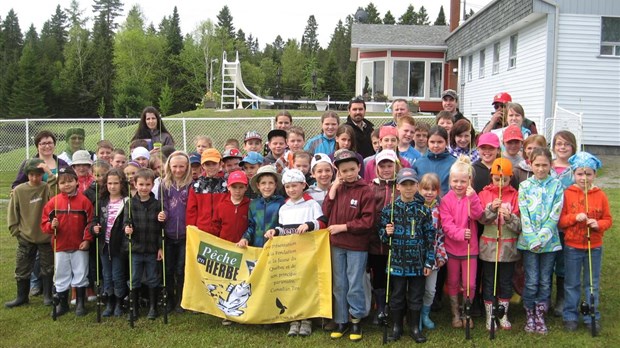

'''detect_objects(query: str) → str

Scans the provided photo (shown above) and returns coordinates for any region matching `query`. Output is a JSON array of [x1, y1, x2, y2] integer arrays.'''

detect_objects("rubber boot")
[[534, 302, 548, 334], [524, 307, 536, 333], [388, 309, 404, 342], [5, 279, 30, 308], [420, 304, 435, 330], [349, 317, 363, 341], [449, 296, 463, 328], [553, 276, 564, 317], [75, 287, 87, 316], [147, 288, 158, 320], [166, 285, 175, 313], [484, 301, 493, 331], [409, 310, 427, 343], [102, 294, 114, 317], [372, 288, 386, 325], [114, 295, 124, 317], [498, 299, 512, 330], [41, 276, 53, 306], [54, 290, 70, 317]]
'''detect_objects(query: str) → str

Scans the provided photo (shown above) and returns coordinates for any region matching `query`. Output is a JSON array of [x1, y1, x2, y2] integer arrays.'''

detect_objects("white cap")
[[281, 169, 306, 185], [311, 153, 333, 172], [131, 146, 150, 160], [375, 149, 398, 164]]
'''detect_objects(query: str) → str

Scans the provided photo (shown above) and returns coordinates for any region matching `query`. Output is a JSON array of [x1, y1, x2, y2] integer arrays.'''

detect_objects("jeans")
[[553, 232, 565, 278], [30, 252, 41, 288], [331, 246, 368, 324], [130, 253, 159, 289], [423, 269, 438, 306], [390, 275, 425, 311], [522, 250, 556, 309], [481, 260, 515, 301], [100, 245, 127, 298], [165, 238, 186, 295], [563, 246, 602, 323]]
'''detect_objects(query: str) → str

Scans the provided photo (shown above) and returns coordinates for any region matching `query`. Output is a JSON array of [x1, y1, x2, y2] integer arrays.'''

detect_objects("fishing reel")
[[492, 302, 506, 319], [377, 310, 390, 327], [580, 300, 592, 316]]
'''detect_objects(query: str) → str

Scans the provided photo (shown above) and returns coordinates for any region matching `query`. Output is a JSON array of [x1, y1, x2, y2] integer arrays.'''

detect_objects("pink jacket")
[[439, 190, 483, 257]]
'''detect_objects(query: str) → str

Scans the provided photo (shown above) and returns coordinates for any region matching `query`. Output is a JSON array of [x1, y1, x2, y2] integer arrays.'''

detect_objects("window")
[[479, 49, 486, 78], [509, 34, 518, 69], [392, 60, 442, 98], [467, 55, 473, 81], [493, 42, 500, 74], [409, 62, 425, 97], [361, 61, 385, 99], [601, 17, 620, 56], [430, 62, 443, 98]]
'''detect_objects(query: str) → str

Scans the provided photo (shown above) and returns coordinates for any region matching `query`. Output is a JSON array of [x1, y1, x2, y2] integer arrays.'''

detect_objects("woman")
[[12, 130, 69, 189], [58, 128, 93, 165], [491, 102, 533, 143], [131, 106, 174, 151]]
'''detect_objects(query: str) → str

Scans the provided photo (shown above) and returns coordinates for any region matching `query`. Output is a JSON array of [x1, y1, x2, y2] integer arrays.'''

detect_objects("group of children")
[[5, 107, 612, 343]]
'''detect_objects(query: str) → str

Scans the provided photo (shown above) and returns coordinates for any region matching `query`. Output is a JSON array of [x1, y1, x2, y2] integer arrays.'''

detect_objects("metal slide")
[[221, 51, 273, 108]]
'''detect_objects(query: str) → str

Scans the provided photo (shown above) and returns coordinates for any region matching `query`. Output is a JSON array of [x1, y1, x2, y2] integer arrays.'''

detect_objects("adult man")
[[481, 92, 537, 134], [441, 89, 467, 123], [345, 97, 375, 158], [386, 99, 410, 126]]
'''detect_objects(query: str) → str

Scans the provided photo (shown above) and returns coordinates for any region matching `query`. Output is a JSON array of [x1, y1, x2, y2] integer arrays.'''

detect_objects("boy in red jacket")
[[211, 170, 250, 242], [41, 167, 94, 317], [186, 148, 227, 233]]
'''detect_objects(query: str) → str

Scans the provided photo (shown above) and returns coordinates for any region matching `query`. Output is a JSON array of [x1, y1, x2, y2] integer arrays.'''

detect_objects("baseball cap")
[[267, 129, 287, 141], [222, 148, 243, 160], [281, 169, 306, 185], [333, 149, 360, 166], [396, 168, 418, 184], [503, 125, 523, 142], [189, 152, 201, 165], [379, 126, 398, 140], [131, 146, 150, 161], [310, 153, 333, 173], [442, 89, 458, 100], [72, 150, 93, 166], [492, 92, 512, 105], [24, 158, 45, 175], [375, 149, 398, 164], [58, 166, 78, 179], [477, 132, 500, 148], [244, 131, 262, 143], [227, 170, 248, 186], [490, 158, 513, 176], [240, 151, 264, 166], [201, 148, 222, 164], [249, 165, 282, 193]]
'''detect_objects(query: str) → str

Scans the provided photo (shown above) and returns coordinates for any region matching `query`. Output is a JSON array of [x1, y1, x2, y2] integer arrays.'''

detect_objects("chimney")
[[450, 0, 461, 32]]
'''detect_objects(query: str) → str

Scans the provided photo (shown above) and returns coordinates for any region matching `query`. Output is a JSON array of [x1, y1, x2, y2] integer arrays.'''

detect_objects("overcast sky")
[[1, 0, 492, 48]]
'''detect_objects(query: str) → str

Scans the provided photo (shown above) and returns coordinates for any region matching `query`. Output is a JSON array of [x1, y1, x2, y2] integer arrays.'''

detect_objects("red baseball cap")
[[227, 170, 248, 186], [503, 125, 523, 142], [492, 92, 512, 105]]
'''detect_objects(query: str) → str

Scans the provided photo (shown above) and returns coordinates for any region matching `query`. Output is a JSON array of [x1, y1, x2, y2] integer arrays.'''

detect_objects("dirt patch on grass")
[[597, 155, 619, 189]]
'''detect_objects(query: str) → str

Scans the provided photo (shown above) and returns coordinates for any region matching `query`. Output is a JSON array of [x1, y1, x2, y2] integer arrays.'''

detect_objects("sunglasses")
[[493, 103, 504, 110]]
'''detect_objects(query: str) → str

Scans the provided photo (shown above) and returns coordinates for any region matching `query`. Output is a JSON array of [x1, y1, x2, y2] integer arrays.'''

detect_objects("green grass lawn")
[[0, 164, 618, 346]]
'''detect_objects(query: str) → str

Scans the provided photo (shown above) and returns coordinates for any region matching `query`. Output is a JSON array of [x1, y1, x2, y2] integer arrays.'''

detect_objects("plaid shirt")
[[123, 192, 162, 254]]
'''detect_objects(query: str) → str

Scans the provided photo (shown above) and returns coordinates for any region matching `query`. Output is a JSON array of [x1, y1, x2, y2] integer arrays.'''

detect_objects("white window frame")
[[493, 42, 500, 75], [360, 60, 386, 99], [508, 34, 518, 69], [479, 49, 485, 78], [391, 59, 444, 99], [600, 16, 620, 57], [466, 55, 473, 81]]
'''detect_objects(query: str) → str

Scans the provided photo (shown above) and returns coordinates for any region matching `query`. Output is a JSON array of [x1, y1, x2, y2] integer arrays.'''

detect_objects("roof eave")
[[351, 44, 448, 51]]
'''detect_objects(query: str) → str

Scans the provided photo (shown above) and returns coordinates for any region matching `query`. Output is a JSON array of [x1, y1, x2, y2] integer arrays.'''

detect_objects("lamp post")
[[209, 58, 219, 93]]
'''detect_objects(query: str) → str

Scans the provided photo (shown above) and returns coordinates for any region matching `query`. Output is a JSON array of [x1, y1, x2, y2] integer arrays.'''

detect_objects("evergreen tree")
[[9, 25, 47, 117], [364, 3, 382, 24], [383, 11, 396, 25], [90, 12, 116, 116], [280, 39, 305, 98], [321, 54, 344, 100], [158, 81, 173, 116], [0, 10, 23, 117], [92, 0, 124, 30], [417, 6, 430, 25], [398, 5, 418, 25], [301, 15, 319, 56], [164, 6, 183, 55], [216, 5, 235, 39], [434, 5, 447, 26]]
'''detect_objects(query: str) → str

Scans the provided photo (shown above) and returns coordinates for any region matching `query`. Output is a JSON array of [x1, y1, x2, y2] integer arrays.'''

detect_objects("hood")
[[426, 149, 451, 161], [482, 183, 518, 195], [566, 184, 602, 196]]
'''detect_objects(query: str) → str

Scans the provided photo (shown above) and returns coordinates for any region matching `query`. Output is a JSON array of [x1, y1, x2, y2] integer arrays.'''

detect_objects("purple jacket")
[[162, 183, 190, 240]]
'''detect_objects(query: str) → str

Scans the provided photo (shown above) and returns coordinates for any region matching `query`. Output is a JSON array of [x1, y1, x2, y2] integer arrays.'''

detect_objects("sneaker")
[[222, 319, 233, 326], [563, 321, 578, 332], [330, 323, 350, 339], [288, 321, 300, 337], [299, 320, 312, 337]]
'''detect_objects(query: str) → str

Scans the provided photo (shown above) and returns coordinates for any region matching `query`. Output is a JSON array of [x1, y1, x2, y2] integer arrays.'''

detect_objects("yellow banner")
[[181, 226, 333, 324]]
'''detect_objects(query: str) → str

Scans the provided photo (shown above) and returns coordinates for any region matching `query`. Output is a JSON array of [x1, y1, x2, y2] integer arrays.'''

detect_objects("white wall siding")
[[460, 18, 548, 132], [556, 14, 620, 147]]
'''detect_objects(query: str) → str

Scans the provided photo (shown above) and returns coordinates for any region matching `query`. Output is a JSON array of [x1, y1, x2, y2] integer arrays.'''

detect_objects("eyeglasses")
[[70, 136, 85, 140], [493, 103, 504, 110], [38, 141, 55, 147], [555, 142, 573, 148]]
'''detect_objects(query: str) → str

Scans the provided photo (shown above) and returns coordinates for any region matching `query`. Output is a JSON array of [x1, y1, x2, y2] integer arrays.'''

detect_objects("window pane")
[[361, 62, 373, 96], [602, 17, 620, 42], [430, 62, 442, 98], [600, 45, 613, 55], [409, 62, 425, 98], [373, 61, 385, 96], [393, 61, 409, 97], [616, 45, 620, 56]]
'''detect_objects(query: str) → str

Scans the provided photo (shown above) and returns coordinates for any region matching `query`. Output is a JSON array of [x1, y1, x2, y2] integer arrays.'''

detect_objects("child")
[[6, 159, 56, 308], [559, 152, 612, 334], [378, 168, 434, 343], [371, 128, 381, 154], [212, 171, 250, 242], [240, 151, 263, 180], [237, 166, 285, 248], [96, 140, 114, 163], [304, 111, 339, 155], [222, 148, 243, 175], [188, 152, 202, 181], [243, 131, 263, 154], [472, 133, 501, 193], [281, 126, 306, 169], [367, 150, 400, 326], [418, 173, 447, 330], [160, 151, 192, 313], [41, 167, 94, 317], [264, 129, 287, 167], [363, 126, 410, 181], [186, 148, 227, 233], [478, 158, 521, 330], [333, 125, 365, 176], [449, 119, 479, 162], [517, 147, 564, 334], [111, 149, 127, 169], [72, 150, 95, 194], [131, 146, 151, 168], [149, 156, 164, 178], [502, 125, 524, 168], [323, 150, 375, 341], [129, 139, 149, 154], [124, 161, 141, 197], [306, 153, 333, 205], [91, 168, 129, 317], [439, 155, 483, 329], [397, 115, 421, 165], [413, 123, 430, 155], [512, 135, 546, 188], [194, 135, 213, 154], [265, 168, 326, 337], [224, 138, 240, 151], [413, 126, 456, 197], [85, 160, 111, 204], [436, 111, 455, 134], [124, 168, 164, 320], [292, 151, 314, 185]]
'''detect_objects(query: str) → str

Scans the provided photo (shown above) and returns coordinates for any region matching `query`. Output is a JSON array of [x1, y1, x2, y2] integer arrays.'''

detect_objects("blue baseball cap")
[[240, 151, 263, 166], [189, 152, 201, 165]]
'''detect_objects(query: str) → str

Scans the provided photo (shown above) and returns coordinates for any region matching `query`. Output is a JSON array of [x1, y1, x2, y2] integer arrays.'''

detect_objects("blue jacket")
[[412, 150, 456, 197], [242, 194, 285, 247], [304, 133, 335, 155], [378, 193, 435, 277]]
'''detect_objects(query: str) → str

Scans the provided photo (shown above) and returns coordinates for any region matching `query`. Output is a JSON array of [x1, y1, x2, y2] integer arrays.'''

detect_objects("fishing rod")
[[159, 118, 168, 325], [489, 168, 506, 339], [127, 180, 135, 329], [579, 173, 597, 337], [95, 181, 101, 323], [51, 174, 58, 321], [379, 170, 397, 344]]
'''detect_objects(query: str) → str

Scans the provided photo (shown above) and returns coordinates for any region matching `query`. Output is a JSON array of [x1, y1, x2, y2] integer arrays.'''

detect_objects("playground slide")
[[226, 60, 274, 105]]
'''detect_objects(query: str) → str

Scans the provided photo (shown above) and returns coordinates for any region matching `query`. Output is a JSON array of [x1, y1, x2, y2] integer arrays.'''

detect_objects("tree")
[[398, 5, 418, 25], [90, 11, 116, 116], [216, 5, 235, 39], [434, 5, 447, 26], [158, 81, 173, 116], [0, 10, 23, 117], [465, 9, 475, 20], [383, 11, 396, 25], [162, 6, 183, 55], [417, 6, 430, 25], [364, 3, 382, 24], [92, 0, 124, 30], [280, 39, 305, 98], [9, 25, 47, 117], [40, 7, 69, 117], [301, 15, 319, 56], [321, 54, 344, 100]]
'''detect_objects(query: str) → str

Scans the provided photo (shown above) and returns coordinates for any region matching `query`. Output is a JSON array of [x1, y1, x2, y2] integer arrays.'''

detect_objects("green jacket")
[[8, 176, 56, 244]]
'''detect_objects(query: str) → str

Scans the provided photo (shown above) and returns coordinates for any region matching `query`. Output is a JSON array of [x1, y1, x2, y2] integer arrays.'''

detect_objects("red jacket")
[[558, 185, 612, 249], [211, 193, 250, 242], [186, 176, 227, 232], [42, 192, 94, 252], [323, 178, 375, 251]]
